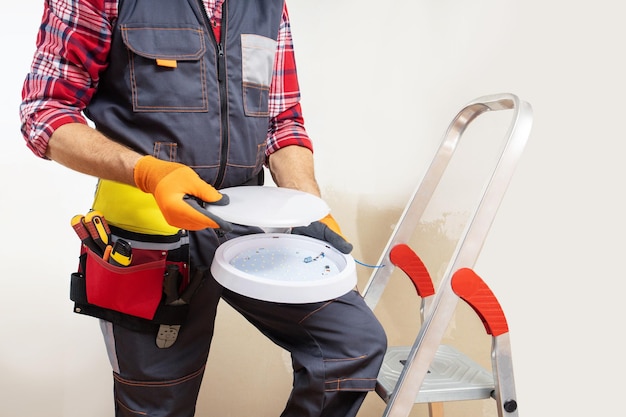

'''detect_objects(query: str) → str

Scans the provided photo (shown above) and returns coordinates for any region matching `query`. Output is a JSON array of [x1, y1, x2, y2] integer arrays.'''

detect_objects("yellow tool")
[[109, 239, 133, 267], [84, 210, 111, 252]]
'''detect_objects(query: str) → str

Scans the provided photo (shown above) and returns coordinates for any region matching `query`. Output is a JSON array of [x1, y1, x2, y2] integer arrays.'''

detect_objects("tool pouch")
[[69, 227, 199, 332]]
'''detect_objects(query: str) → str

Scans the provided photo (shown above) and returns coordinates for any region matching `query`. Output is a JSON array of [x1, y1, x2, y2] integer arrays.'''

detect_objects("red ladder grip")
[[451, 268, 509, 336], [389, 244, 436, 298]]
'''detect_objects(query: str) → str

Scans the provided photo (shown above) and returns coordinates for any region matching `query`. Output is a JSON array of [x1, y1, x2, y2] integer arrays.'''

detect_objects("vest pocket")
[[121, 24, 208, 112], [241, 34, 276, 117]]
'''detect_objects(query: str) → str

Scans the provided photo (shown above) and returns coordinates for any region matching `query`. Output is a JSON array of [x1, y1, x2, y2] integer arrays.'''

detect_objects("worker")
[[20, 1, 387, 416]]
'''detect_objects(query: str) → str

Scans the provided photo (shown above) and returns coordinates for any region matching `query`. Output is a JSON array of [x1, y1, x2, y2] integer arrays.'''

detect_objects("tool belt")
[[69, 225, 204, 333], [70, 173, 263, 335]]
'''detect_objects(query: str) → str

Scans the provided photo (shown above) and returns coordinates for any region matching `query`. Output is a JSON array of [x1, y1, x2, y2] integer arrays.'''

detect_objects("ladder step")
[[376, 345, 494, 404]]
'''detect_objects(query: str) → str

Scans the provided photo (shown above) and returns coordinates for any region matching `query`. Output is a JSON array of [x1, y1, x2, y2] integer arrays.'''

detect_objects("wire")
[[354, 259, 385, 269]]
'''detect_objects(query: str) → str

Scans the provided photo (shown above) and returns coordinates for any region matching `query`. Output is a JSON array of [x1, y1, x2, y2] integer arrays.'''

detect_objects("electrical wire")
[[354, 259, 385, 269]]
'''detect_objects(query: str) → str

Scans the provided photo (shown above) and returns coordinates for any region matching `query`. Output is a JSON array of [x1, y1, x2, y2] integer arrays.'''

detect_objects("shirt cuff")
[[22, 109, 88, 159], [266, 105, 313, 157]]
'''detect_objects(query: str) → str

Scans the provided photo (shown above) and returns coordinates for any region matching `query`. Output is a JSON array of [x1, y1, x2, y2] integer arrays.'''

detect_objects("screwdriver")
[[84, 210, 111, 253], [70, 214, 103, 255]]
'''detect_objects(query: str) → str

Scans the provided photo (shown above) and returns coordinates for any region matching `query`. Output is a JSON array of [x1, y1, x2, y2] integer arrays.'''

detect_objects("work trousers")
[[100, 226, 387, 417]]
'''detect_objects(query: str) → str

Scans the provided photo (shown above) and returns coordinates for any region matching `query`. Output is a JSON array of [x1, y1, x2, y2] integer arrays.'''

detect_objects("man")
[[20, 1, 387, 416]]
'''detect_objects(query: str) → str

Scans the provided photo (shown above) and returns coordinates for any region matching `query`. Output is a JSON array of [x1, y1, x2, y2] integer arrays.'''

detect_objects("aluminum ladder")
[[362, 93, 533, 417]]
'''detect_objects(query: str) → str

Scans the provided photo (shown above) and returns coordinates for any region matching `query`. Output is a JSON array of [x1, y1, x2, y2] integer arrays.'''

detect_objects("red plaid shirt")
[[20, 0, 311, 159]]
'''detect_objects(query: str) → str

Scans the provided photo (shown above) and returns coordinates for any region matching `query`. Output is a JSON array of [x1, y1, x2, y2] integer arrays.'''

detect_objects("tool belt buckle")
[[157, 324, 181, 348]]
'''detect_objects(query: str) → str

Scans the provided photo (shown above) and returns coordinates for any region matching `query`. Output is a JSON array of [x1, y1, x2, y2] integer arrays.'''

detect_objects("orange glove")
[[292, 213, 353, 254], [134, 156, 231, 231]]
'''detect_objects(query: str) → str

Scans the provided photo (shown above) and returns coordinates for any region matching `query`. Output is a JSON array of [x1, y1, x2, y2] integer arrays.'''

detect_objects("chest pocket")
[[121, 25, 209, 112], [241, 34, 277, 117]]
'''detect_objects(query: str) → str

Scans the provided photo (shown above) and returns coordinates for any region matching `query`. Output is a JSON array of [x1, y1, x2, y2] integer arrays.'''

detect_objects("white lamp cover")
[[211, 233, 356, 303]]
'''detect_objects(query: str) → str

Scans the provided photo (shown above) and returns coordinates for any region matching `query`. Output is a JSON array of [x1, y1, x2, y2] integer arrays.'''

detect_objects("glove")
[[292, 214, 353, 254], [134, 156, 231, 231]]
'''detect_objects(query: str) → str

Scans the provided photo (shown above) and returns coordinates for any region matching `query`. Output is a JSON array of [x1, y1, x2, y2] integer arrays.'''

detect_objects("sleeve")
[[265, 2, 313, 157], [19, 0, 115, 158]]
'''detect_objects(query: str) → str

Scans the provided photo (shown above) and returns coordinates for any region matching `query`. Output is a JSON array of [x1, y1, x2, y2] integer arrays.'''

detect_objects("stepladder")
[[362, 93, 533, 417]]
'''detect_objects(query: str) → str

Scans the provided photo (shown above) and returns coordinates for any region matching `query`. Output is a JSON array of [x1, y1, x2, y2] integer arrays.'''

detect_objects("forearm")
[[268, 145, 321, 197], [46, 123, 142, 186], [20, 0, 114, 158]]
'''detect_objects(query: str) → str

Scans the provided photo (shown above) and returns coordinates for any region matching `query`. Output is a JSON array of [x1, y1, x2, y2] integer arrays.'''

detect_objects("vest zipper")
[[199, 0, 229, 188], [214, 39, 229, 187]]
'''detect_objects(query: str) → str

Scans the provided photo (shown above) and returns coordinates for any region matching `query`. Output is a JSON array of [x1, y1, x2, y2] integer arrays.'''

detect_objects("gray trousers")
[[101, 227, 387, 417]]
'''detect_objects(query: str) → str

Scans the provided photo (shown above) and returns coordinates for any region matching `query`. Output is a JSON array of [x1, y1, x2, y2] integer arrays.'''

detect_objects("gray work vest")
[[85, 0, 284, 188]]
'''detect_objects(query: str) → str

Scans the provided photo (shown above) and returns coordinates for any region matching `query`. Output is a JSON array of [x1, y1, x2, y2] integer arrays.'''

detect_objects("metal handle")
[[363, 93, 533, 310]]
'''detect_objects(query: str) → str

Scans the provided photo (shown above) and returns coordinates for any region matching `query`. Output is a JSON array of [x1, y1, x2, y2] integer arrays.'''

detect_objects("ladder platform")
[[377, 345, 494, 404]]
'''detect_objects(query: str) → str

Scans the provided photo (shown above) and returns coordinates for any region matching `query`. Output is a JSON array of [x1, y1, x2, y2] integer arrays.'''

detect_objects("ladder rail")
[[493, 333, 518, 416], [363, 93, 532, 310], [362, 104, 478, 310]]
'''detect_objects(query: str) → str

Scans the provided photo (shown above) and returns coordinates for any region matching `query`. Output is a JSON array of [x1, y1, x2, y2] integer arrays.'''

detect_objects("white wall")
[[2, 1, 624, 416]]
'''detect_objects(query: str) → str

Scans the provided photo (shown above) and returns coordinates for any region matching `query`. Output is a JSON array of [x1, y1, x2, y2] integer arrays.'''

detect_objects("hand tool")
[[84, 210, 112, 252], [177, 266, 208, 304], [162, 264, 181, 305], [70, 214, 104, 255], [109, 239, 133, 267], [156, 267, 208, 348], [102, 244, 113, 262]]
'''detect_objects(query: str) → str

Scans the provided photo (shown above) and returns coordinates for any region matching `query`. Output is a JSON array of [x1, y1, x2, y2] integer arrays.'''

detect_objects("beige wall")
[[2, 1, 625, 417]]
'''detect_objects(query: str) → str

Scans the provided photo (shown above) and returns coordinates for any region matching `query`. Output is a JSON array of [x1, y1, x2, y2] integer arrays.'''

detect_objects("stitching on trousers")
[[113, 365, 205, 388], [116, 398, 148, 415], [324, 377, 378, 392], [323, 355, 367, 362], [298, 300, 334, 324]]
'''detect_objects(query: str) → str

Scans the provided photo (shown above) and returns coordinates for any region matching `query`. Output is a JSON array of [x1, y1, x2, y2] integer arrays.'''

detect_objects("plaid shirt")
[[20, 0, 311, 159]]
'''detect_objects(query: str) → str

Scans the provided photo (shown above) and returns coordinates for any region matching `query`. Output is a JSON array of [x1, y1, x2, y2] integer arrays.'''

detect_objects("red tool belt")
[[70, 224, 204, 332]]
